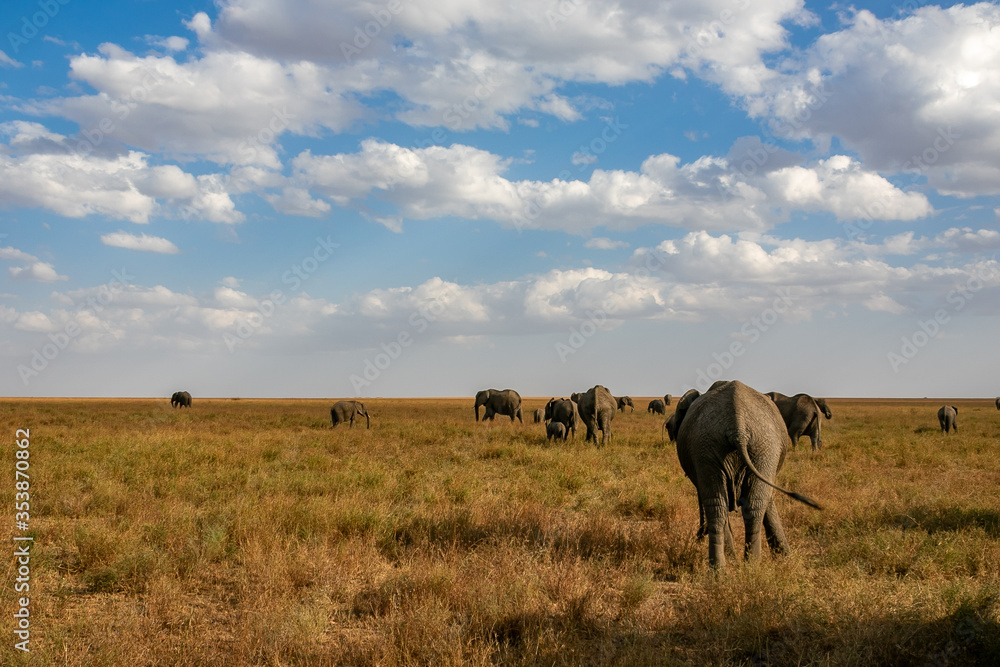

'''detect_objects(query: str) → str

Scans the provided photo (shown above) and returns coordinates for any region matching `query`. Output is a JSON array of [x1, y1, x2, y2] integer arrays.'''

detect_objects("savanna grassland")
[[2, 396, 1000, 665]]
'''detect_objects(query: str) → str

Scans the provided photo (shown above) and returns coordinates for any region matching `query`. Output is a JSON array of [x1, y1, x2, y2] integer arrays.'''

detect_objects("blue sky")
[[1, 0, 999, 399]]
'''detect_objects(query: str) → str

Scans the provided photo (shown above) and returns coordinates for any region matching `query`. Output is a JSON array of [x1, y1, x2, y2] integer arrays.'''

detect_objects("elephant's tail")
[[736, 436, 822, 511]]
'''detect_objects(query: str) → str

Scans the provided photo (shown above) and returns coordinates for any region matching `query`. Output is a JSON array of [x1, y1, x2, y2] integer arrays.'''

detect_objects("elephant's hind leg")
[[702, 496, 730, 570], [740, 501, 768, 562], [763, 499, 789, 556]]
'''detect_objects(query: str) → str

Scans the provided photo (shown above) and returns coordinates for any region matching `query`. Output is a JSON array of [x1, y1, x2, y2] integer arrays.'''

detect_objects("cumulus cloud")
[[33, 44, 366, 167], [585, 237, 629, 250], [744, 4, 1000, 198], [10, 263, 67, 283], [7, 228, 999, 361], [100, 231, 180, 254], [288, 139, 931, 232], [21, 0, 815, 154], [0, 125, 243, 223], [0, 246, 68, 283]]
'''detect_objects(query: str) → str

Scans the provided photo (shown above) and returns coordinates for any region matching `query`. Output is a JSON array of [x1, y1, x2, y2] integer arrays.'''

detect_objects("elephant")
[[665, 381, 822, 570], [995, 397, 999, 410], [647, 399, 666, 415], [544, 398, 578, 440], [331, 400, 370, 429], [616, 396, 635, 412], [533, 408, 544, 424], [170, 391, 192, 408], [764, 392, 832, 451], [938, 405, 958, 434], [475, 389, 523, 423], [546, 421, 567, 441], [576, 385, 616, 446], [664, 394, 672, 406]]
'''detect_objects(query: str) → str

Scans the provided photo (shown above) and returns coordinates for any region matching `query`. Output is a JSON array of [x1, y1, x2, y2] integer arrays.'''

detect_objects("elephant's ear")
[[666, 388, 701, 441], [953, 406, 958, 414]]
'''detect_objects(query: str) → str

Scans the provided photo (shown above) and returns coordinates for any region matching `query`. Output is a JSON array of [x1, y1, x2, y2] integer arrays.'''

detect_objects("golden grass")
[[1, 396, 999, 665]]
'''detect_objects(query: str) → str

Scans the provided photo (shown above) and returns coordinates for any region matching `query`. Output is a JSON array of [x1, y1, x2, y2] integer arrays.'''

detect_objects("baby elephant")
[[546, 421, 567, 441], [937, 405, 958, 434]]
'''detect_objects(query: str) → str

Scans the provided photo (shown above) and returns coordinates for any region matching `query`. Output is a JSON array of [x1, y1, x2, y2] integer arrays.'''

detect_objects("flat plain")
[[1, 396, 999, 665]]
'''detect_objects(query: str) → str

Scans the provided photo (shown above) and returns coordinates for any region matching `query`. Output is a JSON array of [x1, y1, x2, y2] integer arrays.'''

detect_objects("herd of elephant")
[[167, 387, 997, 570], [475, 386, 834, 452]]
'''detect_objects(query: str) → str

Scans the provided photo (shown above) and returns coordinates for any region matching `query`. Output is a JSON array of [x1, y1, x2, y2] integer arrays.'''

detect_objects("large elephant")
[[544, 398, 578, 441], [331, 400, 370, 429], [576, 385, 616, 446], [665, 381, 822, 570], [533, 408, 544, 424], [616, 396, 634, 412], [647, 399, 666, 415], [765, 392, 832, 451], [663, 394, 672, 406], [474, 389, 523, 423], [938, 405, 958, 434], [995, 397, 999, 411], [170, 391, 192, 408]]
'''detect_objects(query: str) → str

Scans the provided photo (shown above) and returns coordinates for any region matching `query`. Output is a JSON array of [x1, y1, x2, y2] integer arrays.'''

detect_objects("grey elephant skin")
[[474, 389, 523, 423], [533, 408, 545, 423], [170, 391, 192, 408], [937, 405, 958, 434], [663, 394, 672, 406], [331, 400, 370, 429], [574, 385, 616, 446], [544, 398, 578, 440], [647, 399, 666, 415], [666, 381, 822, 570], [546, 421, 567, 441], [765, 392, 832, 451], [616, 396, 634, 412], [996, 397, 999, 411]]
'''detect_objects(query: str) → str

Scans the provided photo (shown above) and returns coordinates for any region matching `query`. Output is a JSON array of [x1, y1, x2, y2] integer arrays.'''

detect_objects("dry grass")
[[2, 396, 999, 665]]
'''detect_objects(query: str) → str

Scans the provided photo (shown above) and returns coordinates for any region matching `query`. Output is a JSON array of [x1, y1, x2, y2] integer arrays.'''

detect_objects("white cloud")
[[0, 246, 68, 283], [585, 237, 629, 250], [14, 311, 55, 332], [100, 231, 180, 254], [262, 187, 331, 217], [9, 262, 67, 283], [35, 44, 366, 167], [0, 126, 244, 224], [864, 292, 907, 315], [0, 50, 22, 68], [152, 36, 189, 52], [744, 4, 1000, 198], [288, 139, 931, 232], [4, 233, 1000, 359]]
